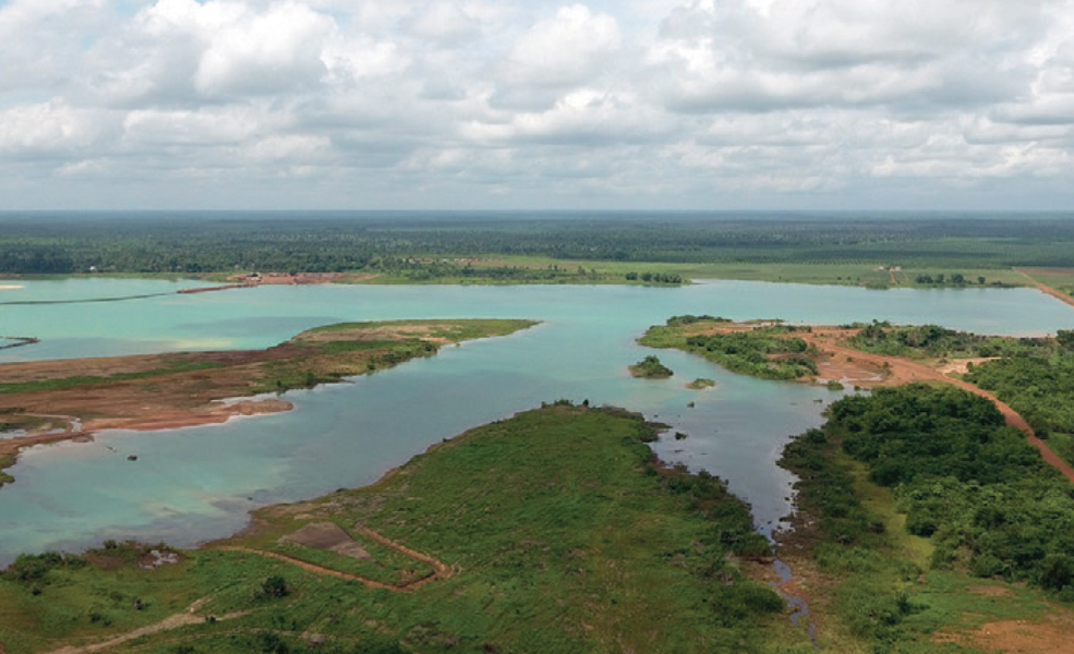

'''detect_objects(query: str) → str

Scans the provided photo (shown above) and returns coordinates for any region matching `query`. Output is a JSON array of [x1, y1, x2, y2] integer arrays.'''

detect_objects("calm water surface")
[[1, 279, 1072, 563]]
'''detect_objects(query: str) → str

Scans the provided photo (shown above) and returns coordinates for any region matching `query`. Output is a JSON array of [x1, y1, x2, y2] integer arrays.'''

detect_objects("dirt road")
[[803, 331, 1074, 484], [216, 526, 452, 593], [40, 598, 244, 654]]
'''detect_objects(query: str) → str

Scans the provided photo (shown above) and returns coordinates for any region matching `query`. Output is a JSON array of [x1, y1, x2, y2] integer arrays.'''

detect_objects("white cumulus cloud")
[[0, 0, 1073, 209]]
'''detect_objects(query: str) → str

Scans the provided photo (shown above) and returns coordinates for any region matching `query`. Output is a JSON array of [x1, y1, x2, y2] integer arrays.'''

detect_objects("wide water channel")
[[1, 278, 1072, 564]]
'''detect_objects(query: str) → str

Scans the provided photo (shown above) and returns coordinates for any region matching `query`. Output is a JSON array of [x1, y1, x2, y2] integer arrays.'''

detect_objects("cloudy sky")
[[2, 0, 1073, 210]]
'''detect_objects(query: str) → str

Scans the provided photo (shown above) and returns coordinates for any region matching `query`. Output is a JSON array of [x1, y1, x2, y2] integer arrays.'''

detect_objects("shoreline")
[[0, 398, 294, 484], [0, 319, 538, 487], [650, 318, 1074, 484]]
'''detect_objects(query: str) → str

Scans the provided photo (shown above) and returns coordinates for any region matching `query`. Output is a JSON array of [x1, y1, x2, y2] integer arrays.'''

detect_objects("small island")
[[629, 354, 674, 378], [686, 378, 716, 390]]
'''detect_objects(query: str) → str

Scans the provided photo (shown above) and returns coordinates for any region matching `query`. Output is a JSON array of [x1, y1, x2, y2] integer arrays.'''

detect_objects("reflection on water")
[[0, 279, 1072, 563]]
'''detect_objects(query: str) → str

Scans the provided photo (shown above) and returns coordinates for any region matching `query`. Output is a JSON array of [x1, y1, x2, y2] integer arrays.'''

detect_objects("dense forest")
[[3, 211, 1074, 274], [965, 333, 1074, 461], [780, 384, 1074, 649], [787, 384, 1074, 594]]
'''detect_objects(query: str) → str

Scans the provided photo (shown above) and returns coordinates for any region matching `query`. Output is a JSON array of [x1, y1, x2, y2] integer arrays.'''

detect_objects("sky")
[[2, 0, 1073, 211]]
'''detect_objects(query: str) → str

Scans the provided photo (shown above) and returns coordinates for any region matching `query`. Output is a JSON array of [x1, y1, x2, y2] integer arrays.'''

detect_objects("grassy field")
[[0, 404, 798, 654], [22, 257, 1046, 290], [1016, 267, 1074, 295], [359, 255, 1034, 288]]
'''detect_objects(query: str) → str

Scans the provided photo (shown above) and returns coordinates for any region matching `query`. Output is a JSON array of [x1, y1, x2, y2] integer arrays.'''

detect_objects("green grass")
[[0, 405, 795, 654], [300, 319, 537, 342], [416, 256, 1034, 288], [11, 255, 1046, 289]]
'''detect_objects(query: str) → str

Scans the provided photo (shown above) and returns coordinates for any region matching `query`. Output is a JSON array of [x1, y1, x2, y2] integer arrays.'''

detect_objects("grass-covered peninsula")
[[0, 404, 791, 654]]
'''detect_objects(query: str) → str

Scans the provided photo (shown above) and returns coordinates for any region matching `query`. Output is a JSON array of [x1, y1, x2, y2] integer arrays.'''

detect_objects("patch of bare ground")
[[226, 272, 347, 285], [934, 611, 1074, 653], [217, 523, 452, 593], [935, 357, 1002, 377], [280, 522, 376, 562]]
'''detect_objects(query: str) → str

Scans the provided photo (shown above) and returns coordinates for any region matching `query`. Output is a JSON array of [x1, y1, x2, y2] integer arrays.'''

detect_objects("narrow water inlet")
[[771, 557, 818, 647]]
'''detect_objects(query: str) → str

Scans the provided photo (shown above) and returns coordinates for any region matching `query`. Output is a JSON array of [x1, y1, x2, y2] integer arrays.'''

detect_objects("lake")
[[1, 278, 1071, 564]]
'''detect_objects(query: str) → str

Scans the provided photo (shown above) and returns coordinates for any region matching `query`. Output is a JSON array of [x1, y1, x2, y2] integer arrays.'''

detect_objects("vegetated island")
[[686, 377, 716, 390], [643, 314, 1074, 651], [0, 403, 796, 654], [628, 354, 674, 378], [0, 319, 536, 487]]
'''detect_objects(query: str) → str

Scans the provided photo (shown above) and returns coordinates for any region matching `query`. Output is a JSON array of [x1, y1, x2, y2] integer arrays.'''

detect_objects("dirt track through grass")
[[801, 332, 1074, 484], [216, 526, 453, 593]]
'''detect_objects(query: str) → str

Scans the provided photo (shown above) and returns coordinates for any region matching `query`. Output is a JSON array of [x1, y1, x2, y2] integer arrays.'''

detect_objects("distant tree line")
[[3, 212, 1074, 273]]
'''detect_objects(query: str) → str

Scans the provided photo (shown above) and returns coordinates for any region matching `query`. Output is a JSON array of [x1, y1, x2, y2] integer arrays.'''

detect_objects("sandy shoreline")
[[0, 285, 24, 290], [0, 319, 538, 487], [0, 398, 293, 471]]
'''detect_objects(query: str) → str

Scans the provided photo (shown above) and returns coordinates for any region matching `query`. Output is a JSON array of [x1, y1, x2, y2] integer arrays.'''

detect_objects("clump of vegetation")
[[629, 355, 674, 378], [255, 575, 291, 600], [789, 384, 1074, 592], [640, 317, 817, 381], [3, 551, 86, 583], [624, 271, 684, 284], [847, 320, 1055, 359], [780, 384, 1074, 650], [686, 378, 716, 389], [666, 315, 730, 326], [6, 213, 1074, 277], [965, 331, 1074, 463]]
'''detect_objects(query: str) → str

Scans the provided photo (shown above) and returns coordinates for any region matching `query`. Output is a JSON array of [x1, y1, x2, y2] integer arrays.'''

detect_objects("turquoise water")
[[1, 279, 1072, 563]]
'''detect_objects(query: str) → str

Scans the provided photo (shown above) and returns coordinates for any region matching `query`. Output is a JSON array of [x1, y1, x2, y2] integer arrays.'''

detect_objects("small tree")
[[259, 575, 290, 599]]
